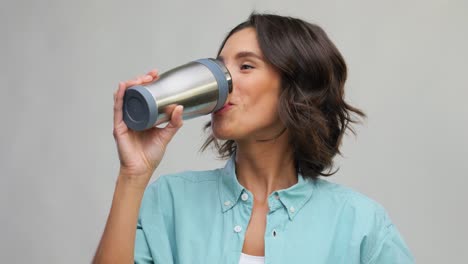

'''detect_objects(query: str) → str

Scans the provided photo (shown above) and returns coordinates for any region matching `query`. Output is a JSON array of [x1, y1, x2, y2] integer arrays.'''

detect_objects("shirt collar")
[[218, 154, 314, 220]]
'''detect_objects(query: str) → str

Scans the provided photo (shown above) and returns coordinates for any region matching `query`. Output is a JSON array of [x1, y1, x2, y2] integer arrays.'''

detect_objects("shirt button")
[[241, 193, 249, 201], [290, 206, 295, 213], [224, 201, 231, 206], [272, 229, 277, 237], [274, 194, 280, 200], [234, 225, 242, 233]]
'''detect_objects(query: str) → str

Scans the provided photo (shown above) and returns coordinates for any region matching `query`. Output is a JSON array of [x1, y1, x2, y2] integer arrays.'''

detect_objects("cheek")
[[218, 72, 282, 134], [242, 94, 281, 128], [239, 77, 276, 104], [242, 80, 281, 114]]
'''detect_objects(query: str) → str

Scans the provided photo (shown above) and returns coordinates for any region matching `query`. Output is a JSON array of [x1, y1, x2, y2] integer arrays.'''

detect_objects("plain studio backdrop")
[[1, 0, 467, 263]]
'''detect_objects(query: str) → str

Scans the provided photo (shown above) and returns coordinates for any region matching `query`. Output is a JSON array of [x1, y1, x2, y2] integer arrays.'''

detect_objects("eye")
[[240, 64, 254, 70]]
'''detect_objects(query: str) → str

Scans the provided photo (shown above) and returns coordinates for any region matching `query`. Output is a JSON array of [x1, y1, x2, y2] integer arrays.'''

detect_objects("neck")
[[234, 130, 297, 202]]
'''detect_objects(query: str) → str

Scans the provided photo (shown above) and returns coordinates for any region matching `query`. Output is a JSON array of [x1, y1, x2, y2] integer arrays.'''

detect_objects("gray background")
[[1, 0, 467, 263]]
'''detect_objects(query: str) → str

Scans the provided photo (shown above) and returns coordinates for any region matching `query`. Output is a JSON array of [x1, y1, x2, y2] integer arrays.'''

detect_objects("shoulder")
[[314, 179, 414, 263], [312, 179, 414, 263], [313, 178, 388, 215], [310, 178, 393, 233], [314, 179, 413, 263]]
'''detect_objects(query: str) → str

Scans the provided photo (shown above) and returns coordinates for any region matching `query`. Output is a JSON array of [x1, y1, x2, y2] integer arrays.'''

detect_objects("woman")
[[94, 13, 414, 264]]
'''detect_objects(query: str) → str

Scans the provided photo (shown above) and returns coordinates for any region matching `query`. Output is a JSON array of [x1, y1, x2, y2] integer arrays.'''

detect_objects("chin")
[[212, 129, 233, 141], [211, 124, 237, 141]]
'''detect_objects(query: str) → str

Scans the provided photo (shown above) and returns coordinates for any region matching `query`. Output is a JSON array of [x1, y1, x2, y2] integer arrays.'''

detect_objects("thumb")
[[154, 105, 184, 145]]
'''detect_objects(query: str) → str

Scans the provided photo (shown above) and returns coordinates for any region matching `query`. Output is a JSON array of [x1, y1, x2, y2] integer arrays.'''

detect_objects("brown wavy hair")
[[201, 13, 365, 179]]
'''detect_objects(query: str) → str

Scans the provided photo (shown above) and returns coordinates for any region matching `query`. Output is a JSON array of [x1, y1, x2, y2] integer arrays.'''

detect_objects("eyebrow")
[[217, 51, 264, 62]]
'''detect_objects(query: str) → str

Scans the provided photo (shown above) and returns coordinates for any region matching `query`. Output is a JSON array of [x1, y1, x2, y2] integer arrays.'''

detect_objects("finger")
[[155, 105, 184, 144], [146, 69, 158, 78], [141, 74, 153, 83], [125, 78, 140, 88], [113, 82, 127, 127], [135, 75, 145, 84], [131, 74, 152, 86], [168, 105, 184, 129]]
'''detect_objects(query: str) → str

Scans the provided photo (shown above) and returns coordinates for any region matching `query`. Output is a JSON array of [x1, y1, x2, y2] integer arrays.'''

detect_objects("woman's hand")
[[112, 69, 183, 188]]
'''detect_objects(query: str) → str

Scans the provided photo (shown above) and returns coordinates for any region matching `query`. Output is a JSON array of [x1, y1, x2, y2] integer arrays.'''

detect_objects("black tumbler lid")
[[123, 86, 158, 131]]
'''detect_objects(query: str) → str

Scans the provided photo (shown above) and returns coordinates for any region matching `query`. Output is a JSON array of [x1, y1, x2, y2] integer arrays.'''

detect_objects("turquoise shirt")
[[135, 156, 414, 263]]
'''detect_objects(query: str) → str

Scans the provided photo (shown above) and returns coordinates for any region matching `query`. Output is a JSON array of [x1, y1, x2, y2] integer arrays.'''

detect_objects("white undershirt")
[[239, 253, 265, 264]]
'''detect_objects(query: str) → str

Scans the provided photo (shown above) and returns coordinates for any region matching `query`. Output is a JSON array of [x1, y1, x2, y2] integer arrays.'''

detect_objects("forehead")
[[219, 27, 262, 57]]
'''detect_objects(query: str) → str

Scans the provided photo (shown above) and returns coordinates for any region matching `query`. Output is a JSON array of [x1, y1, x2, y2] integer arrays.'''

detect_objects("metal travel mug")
[[122, 58, 232, 131]]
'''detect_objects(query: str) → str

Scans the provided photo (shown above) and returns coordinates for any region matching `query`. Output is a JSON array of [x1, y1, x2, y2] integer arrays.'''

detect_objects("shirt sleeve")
[[362, 207, 415, 264]]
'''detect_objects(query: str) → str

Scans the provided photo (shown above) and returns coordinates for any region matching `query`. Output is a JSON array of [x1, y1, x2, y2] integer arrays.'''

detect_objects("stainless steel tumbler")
[[123, 58, 232, 131]]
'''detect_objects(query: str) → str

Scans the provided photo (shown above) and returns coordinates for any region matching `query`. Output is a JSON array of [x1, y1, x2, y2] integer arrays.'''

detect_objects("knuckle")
[[112, 127, 121, 138]]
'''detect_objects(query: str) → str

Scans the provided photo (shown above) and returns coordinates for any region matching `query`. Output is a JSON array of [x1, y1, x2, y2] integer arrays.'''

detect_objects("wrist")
[[116, 170, 152, 191]]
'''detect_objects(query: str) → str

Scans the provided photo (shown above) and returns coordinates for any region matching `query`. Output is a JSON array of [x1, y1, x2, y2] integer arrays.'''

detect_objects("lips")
[[214, 102, 234, 114]]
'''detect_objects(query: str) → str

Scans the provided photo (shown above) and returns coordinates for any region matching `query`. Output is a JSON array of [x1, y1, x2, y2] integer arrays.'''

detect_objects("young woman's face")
[[211, 27, 284, 142]]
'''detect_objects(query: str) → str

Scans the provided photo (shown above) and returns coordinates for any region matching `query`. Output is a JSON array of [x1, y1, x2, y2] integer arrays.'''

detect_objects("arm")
[[92, 70, 183, 264], [92, 174, 148, 264]]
